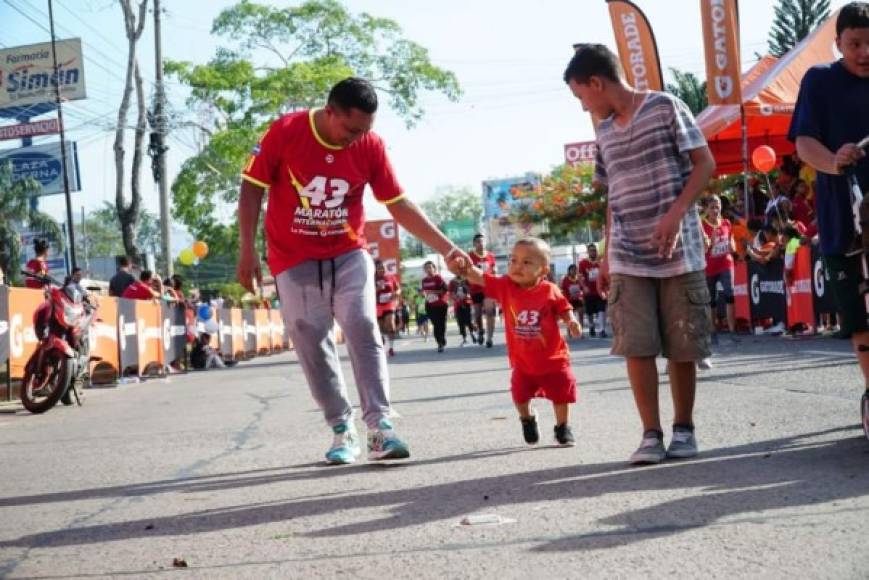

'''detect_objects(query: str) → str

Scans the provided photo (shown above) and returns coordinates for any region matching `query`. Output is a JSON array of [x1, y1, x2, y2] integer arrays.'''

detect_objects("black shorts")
[[585, 295, 606, 316], [569, 299, 583, 310], [824, 254, 868, 335], [471, 292, 486, 305]]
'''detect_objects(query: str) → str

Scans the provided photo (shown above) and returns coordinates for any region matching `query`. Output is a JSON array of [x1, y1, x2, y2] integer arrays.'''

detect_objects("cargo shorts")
[[608, 270, 712, 362]]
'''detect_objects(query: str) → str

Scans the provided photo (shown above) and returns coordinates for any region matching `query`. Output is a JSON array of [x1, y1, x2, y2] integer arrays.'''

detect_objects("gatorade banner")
[[162, 303, 188, 366], [255, 309, 271, 355], [0, 286, 9, 368], [786, 246, 815, 330], [7, 288, 44, 378], [811, 245, 837, 317], [606, 0, 664, 91], [733, 260, 751, 324], [135, 301, 164, 375], [90, 297, 120, 383], [700, 0, 742, 105], [365, 219, 401, 278], [748, 259, 787, 322], [117, 299, 139, 375], [231, 308, 245, 360]]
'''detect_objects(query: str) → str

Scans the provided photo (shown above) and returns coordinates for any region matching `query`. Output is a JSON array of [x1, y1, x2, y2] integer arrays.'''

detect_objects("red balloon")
[[752, 145, 777, 173]]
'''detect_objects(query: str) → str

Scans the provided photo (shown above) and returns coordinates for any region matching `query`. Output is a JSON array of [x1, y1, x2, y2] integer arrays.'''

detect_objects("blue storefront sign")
[[0, 142, 80, 196]]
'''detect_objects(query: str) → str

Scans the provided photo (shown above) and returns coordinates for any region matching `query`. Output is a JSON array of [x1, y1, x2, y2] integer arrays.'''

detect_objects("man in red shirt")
[[122, 270, 160, 301], [374, 260, 400, 357], [702, 195, 738, 353], [420, 261, 449, 352], [458, 237, 581, 446], [448, 274, 475, 345], [24, 239, 50, 289], [469, 233, 498, 347], [237, 78, 468, 465], [578, 243, 607, 338]]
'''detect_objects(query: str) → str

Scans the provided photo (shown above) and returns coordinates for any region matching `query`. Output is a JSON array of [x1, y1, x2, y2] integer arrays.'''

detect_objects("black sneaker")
[[554, 423, 576, 447], [477, 332, 485, 345], [520, 414, 539, 444], [589, 328, 596, 337], [486, 340, 493, 348], [599, 331, 608, 338]]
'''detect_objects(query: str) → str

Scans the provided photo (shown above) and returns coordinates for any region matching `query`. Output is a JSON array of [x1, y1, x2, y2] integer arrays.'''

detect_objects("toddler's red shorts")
[[510, 366, 577, 405]]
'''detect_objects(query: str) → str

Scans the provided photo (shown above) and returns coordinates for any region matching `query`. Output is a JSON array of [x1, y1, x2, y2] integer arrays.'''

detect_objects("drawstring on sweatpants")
[[316, 258, 338, 311]]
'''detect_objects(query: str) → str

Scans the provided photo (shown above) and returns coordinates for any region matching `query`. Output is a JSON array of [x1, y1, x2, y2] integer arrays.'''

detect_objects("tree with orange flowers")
[[509, 163, 605, 240]]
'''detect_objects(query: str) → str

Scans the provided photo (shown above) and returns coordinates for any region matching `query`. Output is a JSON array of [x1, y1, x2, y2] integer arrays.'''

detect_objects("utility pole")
[[151, 0, 172, 276]]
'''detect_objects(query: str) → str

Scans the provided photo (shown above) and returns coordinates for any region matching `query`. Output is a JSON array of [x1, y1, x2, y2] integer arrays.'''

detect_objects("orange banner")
[[786, 246, 815, 331], [607, 0, 663, 91], [7, 288, 45, 379], [135, 301, 164, 375], [701, 0, 742, 105], [364, 219, 401, 279], [90, 297, 120, 383], [733, 260, 751, 327]]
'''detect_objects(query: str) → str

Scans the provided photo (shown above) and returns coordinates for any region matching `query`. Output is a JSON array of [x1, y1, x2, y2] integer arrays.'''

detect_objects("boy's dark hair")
[[328, 77, 378, 114], [837, 2, 869, 36], [587, 243, 598, 251], [118, 256, 131, 268], [563, 43, 622, 85], [473, 233, 485, 242], [747, 218, 764, 232], [33, 238, 49, 255], [423, 260, 436, 269], [140, 269, 153, 282], [200, 333, 211, 343]]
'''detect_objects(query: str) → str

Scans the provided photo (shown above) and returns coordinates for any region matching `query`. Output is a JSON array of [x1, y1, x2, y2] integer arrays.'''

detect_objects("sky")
[[0, 0, 854, 252]]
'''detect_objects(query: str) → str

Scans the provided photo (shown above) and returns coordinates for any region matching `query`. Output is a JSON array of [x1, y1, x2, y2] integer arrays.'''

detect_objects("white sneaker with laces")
[[666, 427, 699, 459], [629, 431, 666, 465]]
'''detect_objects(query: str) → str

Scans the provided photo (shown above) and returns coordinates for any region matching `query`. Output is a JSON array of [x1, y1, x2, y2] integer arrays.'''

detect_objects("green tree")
[[768, 0, 831, 57], [0, 161, 63, 285], [76, 203, 164, 264], [166, 0, 461, 259], [419, 185, 483, 229], [665, 68, 707, 116]]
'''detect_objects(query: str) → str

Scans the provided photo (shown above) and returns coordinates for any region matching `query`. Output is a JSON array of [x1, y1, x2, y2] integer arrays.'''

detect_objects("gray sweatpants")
[[276, 249, 391, 429]]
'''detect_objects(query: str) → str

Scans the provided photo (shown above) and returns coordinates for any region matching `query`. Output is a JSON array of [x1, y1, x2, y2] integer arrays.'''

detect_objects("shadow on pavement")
[[1, 426, 866, 552]]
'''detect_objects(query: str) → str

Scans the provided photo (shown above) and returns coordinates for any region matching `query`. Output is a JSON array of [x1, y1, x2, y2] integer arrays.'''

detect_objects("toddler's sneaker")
[[666, 425, 699, 459], [367, 418, 410, 460], [520, 413, 539, 445], [554, 423, 575, 447], [325, 422, 361, 465], [629, 429, 666, 465]]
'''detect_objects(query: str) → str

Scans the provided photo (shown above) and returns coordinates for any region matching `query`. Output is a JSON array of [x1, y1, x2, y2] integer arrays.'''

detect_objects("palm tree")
[[665, 68, 708, 116], [0, 160, 64, 285], [768, 0, 831, 57]]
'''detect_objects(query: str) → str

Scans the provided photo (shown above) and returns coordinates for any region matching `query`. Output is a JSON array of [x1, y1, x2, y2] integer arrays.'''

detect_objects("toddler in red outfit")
[[458, 237, 582, 446]]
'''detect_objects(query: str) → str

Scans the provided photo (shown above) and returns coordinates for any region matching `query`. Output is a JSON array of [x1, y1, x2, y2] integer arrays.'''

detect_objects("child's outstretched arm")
[[462, 264, 486, 287], [560, 309, 582, 338]]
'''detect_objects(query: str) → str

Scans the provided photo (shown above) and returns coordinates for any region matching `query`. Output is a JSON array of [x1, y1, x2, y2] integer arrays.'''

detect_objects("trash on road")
[[459, 513, 515, 527], [172, 557, 188, 568]]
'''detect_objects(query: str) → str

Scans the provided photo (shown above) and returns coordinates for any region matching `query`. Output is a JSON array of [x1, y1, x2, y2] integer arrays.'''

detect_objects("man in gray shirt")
[[564, 45, 716, 464]]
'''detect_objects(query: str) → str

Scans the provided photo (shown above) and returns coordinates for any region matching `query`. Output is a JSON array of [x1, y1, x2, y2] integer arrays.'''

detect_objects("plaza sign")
[[0, 142, 81, 196], [0, 39, 87, 112]]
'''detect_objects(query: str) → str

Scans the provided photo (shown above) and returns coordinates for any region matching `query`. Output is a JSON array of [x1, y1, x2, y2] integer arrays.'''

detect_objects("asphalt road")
[[0, 328, 867, 579]]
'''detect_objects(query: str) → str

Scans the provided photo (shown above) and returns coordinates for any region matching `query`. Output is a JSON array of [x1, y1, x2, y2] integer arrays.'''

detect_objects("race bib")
[[711, 240, 730, 257], [378, 293, 393, 304], [426, 292, 440, 303], [569, 284, 581, 298], [587, 268, 599, 281]]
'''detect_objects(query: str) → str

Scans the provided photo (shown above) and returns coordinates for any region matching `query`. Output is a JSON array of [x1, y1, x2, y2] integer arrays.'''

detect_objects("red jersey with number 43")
[[420, 274, 449, 308], [483, 273, 572, 375], [241, 110, 405, 277], [375, 274, 400, 311], [468, 251, 496, 295], [702, 218, 734, 277]]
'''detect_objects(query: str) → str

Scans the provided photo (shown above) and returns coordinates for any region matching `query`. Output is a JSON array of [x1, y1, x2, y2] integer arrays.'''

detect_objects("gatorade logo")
[[380, 222, 396, 239], [813, 259, 825, 298], [10, 314, 23, 358], [750, 273, 761, 305], [163, 318, 172, 350]]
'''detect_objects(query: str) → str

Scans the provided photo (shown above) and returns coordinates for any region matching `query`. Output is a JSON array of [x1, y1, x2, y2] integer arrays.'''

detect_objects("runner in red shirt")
[[122, 270, 160, 301], [448, 275, 475, 345], [459, 237, 581, 446], [236, 78, 469, 465], [560, 264, 584, 337], [374, 260, 401, 357], [578, 243, 607, 337], [24, 239, 50, 289], [469, 233, 498, 347], [420, 261, 450, 352], [702, 195, 737, 346]]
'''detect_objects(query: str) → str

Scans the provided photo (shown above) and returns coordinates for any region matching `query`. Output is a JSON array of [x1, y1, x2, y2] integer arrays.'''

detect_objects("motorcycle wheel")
[[21, 356, 74, 414]]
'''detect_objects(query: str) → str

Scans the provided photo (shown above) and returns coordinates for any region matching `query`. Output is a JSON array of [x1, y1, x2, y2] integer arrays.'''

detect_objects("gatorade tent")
[[696, 11, 839, 175]]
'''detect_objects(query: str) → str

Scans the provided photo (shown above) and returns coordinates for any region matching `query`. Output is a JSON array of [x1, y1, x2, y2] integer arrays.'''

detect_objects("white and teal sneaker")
[[325, 422, 361, 465], [367, 418, 410, 460]]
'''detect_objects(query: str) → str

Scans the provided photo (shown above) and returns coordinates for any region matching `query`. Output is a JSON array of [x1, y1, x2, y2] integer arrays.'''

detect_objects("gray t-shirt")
[[594, 91, 707, 278]]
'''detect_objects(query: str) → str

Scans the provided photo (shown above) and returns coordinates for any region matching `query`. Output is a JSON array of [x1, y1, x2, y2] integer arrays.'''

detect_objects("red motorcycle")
[[19, 271, 99, 413]]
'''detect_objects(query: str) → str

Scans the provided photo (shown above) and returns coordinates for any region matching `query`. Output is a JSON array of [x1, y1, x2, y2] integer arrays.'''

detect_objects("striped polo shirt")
[[594, 91, 707, 278]]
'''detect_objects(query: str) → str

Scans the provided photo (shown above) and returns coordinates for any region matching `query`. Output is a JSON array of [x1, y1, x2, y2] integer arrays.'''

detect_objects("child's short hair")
[[513, 237, 551, 263]]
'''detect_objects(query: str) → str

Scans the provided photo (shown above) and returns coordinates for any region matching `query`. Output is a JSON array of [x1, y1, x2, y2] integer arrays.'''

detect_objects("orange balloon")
[[192, 240, 209, 259], [752, 145, 777, 173]]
